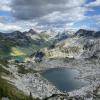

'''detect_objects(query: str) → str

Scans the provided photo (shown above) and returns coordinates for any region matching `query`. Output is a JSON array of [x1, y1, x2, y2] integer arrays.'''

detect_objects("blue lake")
[[42, 68, 88, 92]]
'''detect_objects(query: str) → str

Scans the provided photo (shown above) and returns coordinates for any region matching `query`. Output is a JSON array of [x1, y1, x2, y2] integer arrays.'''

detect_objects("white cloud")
[[0, 0, 12, 11], [0, 0, 100, 32], [12, 0, 98, 31], [86, 0, 100, 7], [0, 23, 23, 32], [11, 0, 86, 20]]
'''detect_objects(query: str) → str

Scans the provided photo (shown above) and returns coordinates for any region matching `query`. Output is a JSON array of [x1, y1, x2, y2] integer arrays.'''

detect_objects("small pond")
[[42, 68, 89, 92]]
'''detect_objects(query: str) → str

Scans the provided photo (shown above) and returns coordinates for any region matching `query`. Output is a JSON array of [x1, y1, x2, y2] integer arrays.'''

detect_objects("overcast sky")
[[0, 0, 100, 32]]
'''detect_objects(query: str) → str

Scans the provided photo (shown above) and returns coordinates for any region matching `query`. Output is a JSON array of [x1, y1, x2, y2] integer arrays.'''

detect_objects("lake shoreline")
[[34, 58, 100, 97], [2, 58, 100, 99]]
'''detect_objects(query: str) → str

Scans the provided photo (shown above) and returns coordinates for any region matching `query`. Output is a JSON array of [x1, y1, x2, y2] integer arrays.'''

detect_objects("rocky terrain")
[[0, 29, 100, 100]]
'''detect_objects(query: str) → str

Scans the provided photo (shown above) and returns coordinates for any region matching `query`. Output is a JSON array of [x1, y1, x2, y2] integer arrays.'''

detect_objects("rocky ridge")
[[0, 29, 100, 100]]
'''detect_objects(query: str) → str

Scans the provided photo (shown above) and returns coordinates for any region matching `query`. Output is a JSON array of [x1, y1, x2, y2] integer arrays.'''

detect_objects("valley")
[[0, 29, 100, 100]]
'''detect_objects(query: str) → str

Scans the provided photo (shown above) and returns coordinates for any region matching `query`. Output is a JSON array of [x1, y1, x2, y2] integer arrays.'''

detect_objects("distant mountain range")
[[0, 28, 100, 99], [75, 29, 100, 38], [0, 29, 100, 60]]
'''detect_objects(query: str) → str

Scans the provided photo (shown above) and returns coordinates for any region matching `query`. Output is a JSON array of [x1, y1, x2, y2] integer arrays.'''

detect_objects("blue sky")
[[0, 0, 100, 32], [85, 6, 100, 16]]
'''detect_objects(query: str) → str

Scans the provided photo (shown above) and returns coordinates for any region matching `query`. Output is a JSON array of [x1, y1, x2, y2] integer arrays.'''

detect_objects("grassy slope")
[[0, 78, 32, 100], [0, 33, 51, 100], [0, 61, 39, 100]]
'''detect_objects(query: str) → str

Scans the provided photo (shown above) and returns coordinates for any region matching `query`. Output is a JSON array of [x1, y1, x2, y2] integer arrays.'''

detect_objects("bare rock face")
[[1, 29, 100, 100], [75, 29, 100, 38], [93, 85, 100, 100], [44, 94, 89, 100], [27, 29, 37, 35], [75, 29, 95, 37]]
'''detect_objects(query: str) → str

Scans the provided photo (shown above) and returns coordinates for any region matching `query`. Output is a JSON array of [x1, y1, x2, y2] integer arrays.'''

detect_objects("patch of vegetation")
[[61, 46, 80, 54], [17, 65, 37, 74], [0, 66, 10, 76], [0, 59, 10, 68], [63, 57, 75, 63], [0, 60, 39, 100], [10, 47, 26, 56], [38, 33, 50, 40], [0, 77, 39, 100]]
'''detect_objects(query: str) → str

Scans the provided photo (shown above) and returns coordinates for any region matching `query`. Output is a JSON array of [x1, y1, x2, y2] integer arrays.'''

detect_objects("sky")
[[0, 0, 100, 32]]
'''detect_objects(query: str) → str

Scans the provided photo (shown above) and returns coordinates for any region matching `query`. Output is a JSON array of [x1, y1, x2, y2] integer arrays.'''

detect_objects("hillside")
[[42, 29, 100, 60], [0, 29, 100, 100]]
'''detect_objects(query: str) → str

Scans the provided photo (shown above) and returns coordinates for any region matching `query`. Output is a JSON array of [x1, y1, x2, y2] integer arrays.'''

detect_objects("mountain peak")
[[75, 29, 95, 37], [28, 29, 37, 34]]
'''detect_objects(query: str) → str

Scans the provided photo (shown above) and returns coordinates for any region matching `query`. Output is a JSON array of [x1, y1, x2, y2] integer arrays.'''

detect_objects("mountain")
[[94, 31, 100, 38], [55, 32, 68, 41], [0, 28, 100, 59], [42, 29, 100, 59], [75, 29, 100, 38], [0, 29, 100, 99], [0, 29, 50, 58], [24, 29, 37, 36], [75, 29, 95, 37], [0, 29, 64, 58]]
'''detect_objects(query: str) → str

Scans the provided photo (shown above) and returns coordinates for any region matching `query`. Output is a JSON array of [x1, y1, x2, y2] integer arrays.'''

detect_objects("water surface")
[[42, 68, 88, 92]]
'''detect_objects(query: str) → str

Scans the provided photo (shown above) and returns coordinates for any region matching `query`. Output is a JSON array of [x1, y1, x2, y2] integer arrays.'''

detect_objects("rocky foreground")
[[1, 57, 100, 100], [0, 29, 100, 100]]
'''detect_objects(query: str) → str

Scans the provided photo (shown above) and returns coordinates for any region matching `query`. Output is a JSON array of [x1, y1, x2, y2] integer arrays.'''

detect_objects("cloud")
[[90, 15, 100, 30], [73, 14, 100, 31], [7, 0, 91, 31], [86, 0, 100, 7], [11, 0, 86, 20], [0, 23, 23, 32], [0, 0, 11, 11], [14, 20, 38, 31], [1, 0, 100, 32]]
